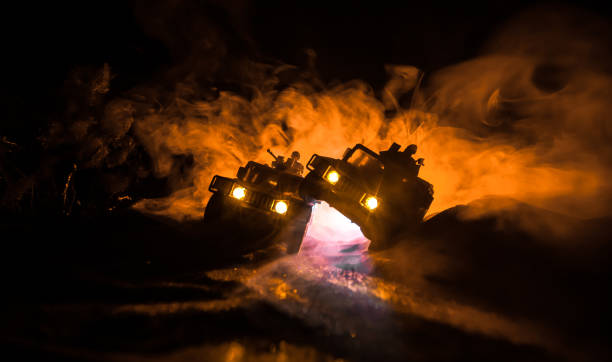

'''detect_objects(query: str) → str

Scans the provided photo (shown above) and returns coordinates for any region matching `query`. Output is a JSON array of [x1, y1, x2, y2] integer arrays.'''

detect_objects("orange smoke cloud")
[[130, 5, 612, 221]]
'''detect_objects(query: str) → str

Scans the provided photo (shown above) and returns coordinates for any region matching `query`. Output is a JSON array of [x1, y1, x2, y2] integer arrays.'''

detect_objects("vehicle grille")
[[334, 176, 364, 200], [245, 190, 274, 211]]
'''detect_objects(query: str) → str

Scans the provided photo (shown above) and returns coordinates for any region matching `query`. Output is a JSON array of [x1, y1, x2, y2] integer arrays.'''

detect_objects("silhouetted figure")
[[380, 142, 423, 179], [271, 155, 286, 170], [402, 144, 422, 177], [404, 144, 417, 157], [284, 151, 304, 176], [267, 149, 304, 175], [379, 142, 401, 164]]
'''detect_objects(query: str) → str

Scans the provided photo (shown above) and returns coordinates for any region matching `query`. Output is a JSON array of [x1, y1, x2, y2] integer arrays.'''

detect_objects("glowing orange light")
[[364, 196, 378, 210], [274, 200, 288, 214], [325, 170, 340, 184], [231, 186, 246, 200]]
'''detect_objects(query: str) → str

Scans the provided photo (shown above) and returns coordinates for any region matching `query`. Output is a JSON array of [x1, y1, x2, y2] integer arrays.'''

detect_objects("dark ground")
[[1, 198, 610, 361], [2, 1, 612, 361]]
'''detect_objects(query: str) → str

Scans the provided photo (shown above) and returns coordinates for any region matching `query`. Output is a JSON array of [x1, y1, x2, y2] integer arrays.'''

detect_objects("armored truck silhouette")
[[205, 143, 434, 253], [300, 143, 433, 249], [204, 151, 312, 254]]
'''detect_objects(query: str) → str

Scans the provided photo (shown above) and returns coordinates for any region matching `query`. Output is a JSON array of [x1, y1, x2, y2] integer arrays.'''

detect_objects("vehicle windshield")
[[346, 148, 383, 172], [243, 164, 298, 192], [244, 165, 275, 185]]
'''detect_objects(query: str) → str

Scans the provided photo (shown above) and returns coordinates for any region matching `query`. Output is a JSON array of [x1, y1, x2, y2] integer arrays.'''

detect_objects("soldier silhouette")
[[271, 155, 286, 170], [284, 151, 304, 176], [402, 144, 422, 177], [268, 149, 304, 176], [380, 142, 423, 179]]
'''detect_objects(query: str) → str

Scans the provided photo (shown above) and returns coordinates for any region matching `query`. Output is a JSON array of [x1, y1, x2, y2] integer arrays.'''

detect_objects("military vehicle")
[[300, 143, 434, 249], [204, 150, 312, 254]]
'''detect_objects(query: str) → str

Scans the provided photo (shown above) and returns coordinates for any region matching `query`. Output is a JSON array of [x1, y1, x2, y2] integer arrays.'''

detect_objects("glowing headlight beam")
[[364, 196, 378, 210], [273, 200, 288, 215], [325, 169, 340, 184], [231, 186, 246, 200], [362, 195, 378, 211]]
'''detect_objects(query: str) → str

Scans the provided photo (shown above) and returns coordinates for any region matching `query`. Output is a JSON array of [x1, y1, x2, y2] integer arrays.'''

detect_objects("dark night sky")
[[4, 0, 611, 130], [0, 0, 605, 145]]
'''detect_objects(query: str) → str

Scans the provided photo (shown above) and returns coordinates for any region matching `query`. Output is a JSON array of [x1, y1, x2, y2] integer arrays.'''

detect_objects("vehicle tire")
[[281, 204, 313, 254], [285, 225, 305, 254]]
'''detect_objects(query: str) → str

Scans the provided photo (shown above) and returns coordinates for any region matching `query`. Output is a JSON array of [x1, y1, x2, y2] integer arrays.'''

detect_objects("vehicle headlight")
[[273, 200, 288, 215], [361, 194, 379, 211], [231, 185, 247, 200], [323, 167, 340, 185]]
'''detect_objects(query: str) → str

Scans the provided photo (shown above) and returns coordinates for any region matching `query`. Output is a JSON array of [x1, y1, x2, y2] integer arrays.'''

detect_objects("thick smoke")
[[116, 4, 612, 221], [419, 5, 612, 218]]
